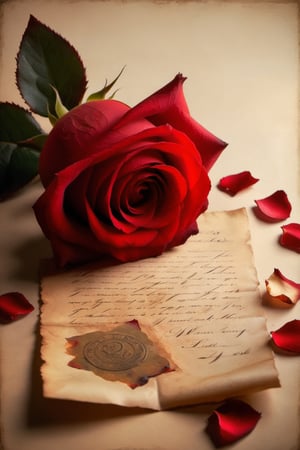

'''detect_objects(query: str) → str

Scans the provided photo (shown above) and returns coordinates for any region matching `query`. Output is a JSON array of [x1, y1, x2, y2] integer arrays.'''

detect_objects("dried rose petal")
[[254, 190, 291, 222], [271, 320, 300, 353], [279, 223, 300, 253], [0, 292, 34, 323], [217, 171, 259, 196], [206, 399, 261, 447], [265, 268, 300, 305]]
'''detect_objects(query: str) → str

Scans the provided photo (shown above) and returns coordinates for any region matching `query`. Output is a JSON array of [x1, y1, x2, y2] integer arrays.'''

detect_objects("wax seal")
[[66, 320, 173, 388], [83, 332, 147, 371]]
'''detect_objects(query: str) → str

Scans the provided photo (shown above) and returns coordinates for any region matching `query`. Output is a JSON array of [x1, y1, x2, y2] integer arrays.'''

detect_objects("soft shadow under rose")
[[34, 74, 226, 267]]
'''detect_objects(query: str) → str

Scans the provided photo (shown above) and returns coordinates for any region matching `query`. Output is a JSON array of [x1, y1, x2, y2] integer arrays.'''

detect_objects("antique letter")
[[40, 208, 279, 410]]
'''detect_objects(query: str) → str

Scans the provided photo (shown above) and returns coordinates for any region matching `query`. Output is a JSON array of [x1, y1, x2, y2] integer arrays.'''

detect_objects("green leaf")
[[0, 103, 46, 199], [0, 142, 39, 199], [16, 15, 87, 117], [0, 102, 45, 143], [87, 66, 125, 102], [20, 134, 48, 151]]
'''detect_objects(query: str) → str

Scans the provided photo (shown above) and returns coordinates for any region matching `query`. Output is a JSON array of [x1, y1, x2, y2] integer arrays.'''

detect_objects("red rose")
[[34, 74, 226, 267]]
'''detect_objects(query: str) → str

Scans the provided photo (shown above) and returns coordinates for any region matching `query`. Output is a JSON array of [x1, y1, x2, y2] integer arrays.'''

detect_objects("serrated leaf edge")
[[15, 14, 88, 115], [0, 101, 45, 145]]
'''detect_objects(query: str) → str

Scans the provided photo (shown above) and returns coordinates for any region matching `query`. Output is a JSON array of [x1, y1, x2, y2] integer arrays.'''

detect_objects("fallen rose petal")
[[265, 268, 300, 305], [0, 292, 34, 323], [254, 190, 291, 222], [271, 320, 300, 353], [279, 223, 300, 253], [217, 171, 259, 196], [206, 399, 261, 447]]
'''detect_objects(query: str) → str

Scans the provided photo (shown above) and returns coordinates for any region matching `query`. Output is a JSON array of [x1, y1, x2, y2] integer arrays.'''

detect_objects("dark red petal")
[[117, 74, 227, 171], [206, 399, 261, 447], [0, 292, 34, 323], [49, 235, 116, 268], [217, 171, 259, 196], [265, 268, 300, 305], [64, 169, 92, 223], [39, 100, 130, 187], [113, 166, 186, 231], [85, 196, 157, 247], [279, 223, 300, 253], [254, 190, 292, 222], [271, 320, 300, 353]]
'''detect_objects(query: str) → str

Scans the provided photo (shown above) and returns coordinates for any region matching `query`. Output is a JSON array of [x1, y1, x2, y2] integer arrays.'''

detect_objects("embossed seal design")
[[66, 321, 173, 387], [83, 332, 147, 371]]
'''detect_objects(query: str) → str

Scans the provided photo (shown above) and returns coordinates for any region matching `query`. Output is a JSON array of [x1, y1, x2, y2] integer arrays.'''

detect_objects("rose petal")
[[39, 100, 131, 187], [271, 320, 300, 353], [217, 171, 259, 196], [265, 268, 300, 305], [279, 223, 300, 253], [40, 75, 227, 187], [206, 399, 261, 447], [0, 292, 34, 323], [117, 74, 227, 171], [254, 190, 292, 222]]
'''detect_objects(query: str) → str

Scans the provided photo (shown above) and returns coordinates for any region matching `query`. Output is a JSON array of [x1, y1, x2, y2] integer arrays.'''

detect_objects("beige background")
[[0, 1, 299, 449]]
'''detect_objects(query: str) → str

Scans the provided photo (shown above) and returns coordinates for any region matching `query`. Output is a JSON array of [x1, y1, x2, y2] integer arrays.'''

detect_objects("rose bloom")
[[34, 74, 226, 267]]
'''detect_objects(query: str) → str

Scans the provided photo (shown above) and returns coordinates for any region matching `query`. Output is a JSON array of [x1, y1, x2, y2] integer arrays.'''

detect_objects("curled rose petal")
[[254, 190, 291, 222], [279, 223, 300, 253], [0, 292, 34, 323], [265, 268, 300, 305], [217, 171, 259, 196], [206, 399, 261, 447], [118, 74, 227, 172], [271, 320, 300, 353]]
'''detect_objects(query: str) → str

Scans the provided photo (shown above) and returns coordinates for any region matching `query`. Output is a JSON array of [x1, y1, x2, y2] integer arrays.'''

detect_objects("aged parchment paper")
[[40, 209, 279, 409]]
